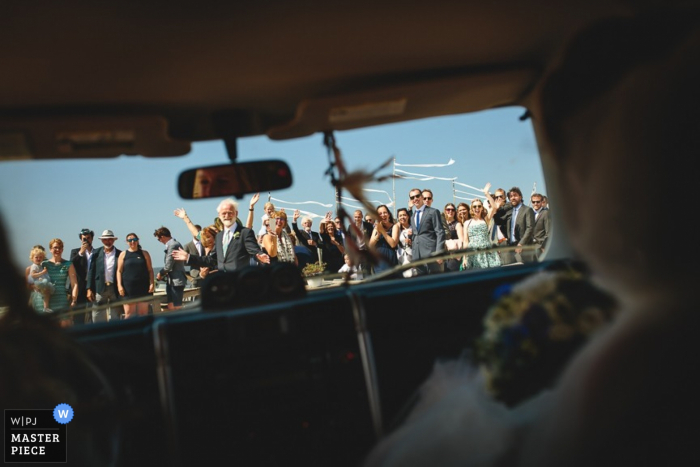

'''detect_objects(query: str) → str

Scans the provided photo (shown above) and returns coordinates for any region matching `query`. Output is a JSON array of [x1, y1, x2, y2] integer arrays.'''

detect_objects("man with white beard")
[[173, 198, 269, 272]]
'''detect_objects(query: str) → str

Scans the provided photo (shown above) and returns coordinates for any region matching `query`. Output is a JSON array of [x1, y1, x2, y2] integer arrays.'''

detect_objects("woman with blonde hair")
[[461, 183, 501, 270], [31, 238, 79, 325], [262, 211, 297, 265]]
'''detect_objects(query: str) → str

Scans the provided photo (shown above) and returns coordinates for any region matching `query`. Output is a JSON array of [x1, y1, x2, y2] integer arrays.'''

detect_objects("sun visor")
[[0, 115, 191, 160], [266, 68, 539, 140]]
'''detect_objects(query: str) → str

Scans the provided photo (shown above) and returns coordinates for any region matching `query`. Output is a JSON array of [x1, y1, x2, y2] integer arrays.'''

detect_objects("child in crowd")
[[338, 254, 361, 280], [27, 246, 55, 313]]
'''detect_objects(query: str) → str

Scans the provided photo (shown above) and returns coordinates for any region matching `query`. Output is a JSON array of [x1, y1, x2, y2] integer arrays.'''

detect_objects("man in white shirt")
[[86, 229, 123, 322]]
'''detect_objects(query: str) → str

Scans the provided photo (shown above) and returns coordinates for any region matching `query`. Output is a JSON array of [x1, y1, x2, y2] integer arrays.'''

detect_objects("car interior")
[[1, 1, 699, 466]]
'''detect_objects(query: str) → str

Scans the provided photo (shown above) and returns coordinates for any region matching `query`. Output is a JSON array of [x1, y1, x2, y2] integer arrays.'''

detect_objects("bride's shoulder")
[[519, 305, 698, 467]]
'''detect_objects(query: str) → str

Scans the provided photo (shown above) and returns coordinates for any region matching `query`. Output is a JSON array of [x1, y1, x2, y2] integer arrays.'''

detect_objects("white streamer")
[[453, 181, 486, 192], [270, 197, 333, 208], [394, 168, 456, 181], [394, 158, 455, 168]]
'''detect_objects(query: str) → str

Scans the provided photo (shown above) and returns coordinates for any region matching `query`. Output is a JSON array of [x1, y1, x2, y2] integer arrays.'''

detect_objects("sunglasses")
[[494, 195, 505, 199], [409, 194, 422, 200], [532, 200, 542, 204], [445, 208, 455, 211], [127, 238, 139, 242], [472, 205, 483, 208]]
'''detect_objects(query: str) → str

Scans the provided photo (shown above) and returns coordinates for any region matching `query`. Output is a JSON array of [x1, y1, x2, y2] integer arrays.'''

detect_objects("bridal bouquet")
[[474, 268, 618, 406]]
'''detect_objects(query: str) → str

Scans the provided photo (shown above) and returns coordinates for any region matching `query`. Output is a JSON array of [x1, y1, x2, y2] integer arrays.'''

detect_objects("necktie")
[[415, 210, 421, 231], [223, 230, 231, 256]]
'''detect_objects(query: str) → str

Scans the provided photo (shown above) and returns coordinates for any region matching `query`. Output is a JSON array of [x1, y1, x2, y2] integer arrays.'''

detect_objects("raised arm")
[[245, 192, 260, 229], [174, 208, 200, 238], [483, 184, 498, 223]]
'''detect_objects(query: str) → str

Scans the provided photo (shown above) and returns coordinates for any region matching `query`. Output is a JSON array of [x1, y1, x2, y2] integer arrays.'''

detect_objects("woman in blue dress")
[[461, 184, 501, 270], [369, 204, 400, 274]]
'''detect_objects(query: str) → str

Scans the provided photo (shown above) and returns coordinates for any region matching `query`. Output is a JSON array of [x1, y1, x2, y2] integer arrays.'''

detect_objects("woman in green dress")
[[32, 238, 79, 326]]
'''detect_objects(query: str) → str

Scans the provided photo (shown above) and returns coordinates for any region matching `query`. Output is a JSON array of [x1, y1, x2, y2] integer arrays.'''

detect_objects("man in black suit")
[[531, 192, 551, 258], [183, 224, 205, 288], [292, 209, 323, 263], [69, 228, 95, 324], [503, 187, 536, 264], [173, 198, 269, 272], [86, 229, 124, 323]]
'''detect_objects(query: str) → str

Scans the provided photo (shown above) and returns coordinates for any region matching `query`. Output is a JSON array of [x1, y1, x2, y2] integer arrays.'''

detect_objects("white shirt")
[[103, 248, 116, 282], [193, 238, 203, 256]]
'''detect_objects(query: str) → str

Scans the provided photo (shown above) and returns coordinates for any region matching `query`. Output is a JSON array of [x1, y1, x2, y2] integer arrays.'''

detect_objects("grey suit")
[[410, 206, 445, 274], [532, 208, 551, 257], [504, 203, 536, 264], [161, 238, 187, 286]]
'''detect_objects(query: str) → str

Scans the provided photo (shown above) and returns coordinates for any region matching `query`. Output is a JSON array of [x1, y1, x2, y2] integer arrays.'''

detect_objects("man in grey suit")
[[503, 186, 536, 264], [154, 226, 187, 310], [87, 229, 124, 322], [173, 198, 270, 273], [531, 192, 551, 258], [408, 188, 445, 275]]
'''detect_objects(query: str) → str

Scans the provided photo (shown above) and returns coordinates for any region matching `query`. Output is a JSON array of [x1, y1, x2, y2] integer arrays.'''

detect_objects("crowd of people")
[[22, 184, 550, 325]]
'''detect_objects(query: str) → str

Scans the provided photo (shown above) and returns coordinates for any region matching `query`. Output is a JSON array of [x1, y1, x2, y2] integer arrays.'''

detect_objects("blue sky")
[[0, 107, 544, 269]]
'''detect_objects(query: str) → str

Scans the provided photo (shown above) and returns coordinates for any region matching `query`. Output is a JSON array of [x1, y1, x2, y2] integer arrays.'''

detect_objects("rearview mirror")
[[178, 160, 292, 199]]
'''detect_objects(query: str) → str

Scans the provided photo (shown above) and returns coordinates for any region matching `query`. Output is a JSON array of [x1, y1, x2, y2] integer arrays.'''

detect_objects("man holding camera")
[[69, 228, 95, 324]]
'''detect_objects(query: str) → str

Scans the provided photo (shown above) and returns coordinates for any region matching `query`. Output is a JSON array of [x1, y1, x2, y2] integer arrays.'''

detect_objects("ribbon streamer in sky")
[[394, 168, 456, 181], [394, 158, 455, 168], [453, 181, 487, 192], [270, 197, 333, 208]]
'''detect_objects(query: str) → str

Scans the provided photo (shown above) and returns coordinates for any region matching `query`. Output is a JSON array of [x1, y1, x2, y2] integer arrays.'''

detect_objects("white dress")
[[362, 356, 552, 467]]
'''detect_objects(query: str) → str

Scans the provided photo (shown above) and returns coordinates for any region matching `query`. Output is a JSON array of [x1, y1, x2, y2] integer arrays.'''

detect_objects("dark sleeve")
[[433, 209, 445, 252], [69, 248, 80, 263], [542, 211, 552, 249], [187, 250, 217, 269], [243, 229, 262, 258], [521, 208, 536, 245], [292, 221, 304, 239]]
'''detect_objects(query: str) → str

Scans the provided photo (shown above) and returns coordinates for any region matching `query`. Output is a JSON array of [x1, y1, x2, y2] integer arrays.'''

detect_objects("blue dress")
[[372, 224, 399, 274], [465, 221, 501, 269]]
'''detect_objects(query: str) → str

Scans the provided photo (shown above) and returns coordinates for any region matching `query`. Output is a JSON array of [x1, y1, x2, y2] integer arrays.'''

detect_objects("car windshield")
[[0, 106, 545, 321]]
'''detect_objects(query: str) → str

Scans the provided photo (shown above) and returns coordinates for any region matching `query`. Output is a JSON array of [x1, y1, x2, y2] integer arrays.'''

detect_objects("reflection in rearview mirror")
[[178, 160, 293, 199]]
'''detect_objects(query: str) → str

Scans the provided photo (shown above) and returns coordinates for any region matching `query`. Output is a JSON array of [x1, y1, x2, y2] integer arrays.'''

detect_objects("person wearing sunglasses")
[[421, 188, 435, 208], [442, 203, 461, 272], [460, 183, 502, 270], [69, 228, 95, 324], [262, 212, 297, 266], [491, 187, 512, 243], [116, 233, 154, 318], [531, 192, 551, 258], [408, 188, 445, 275]]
